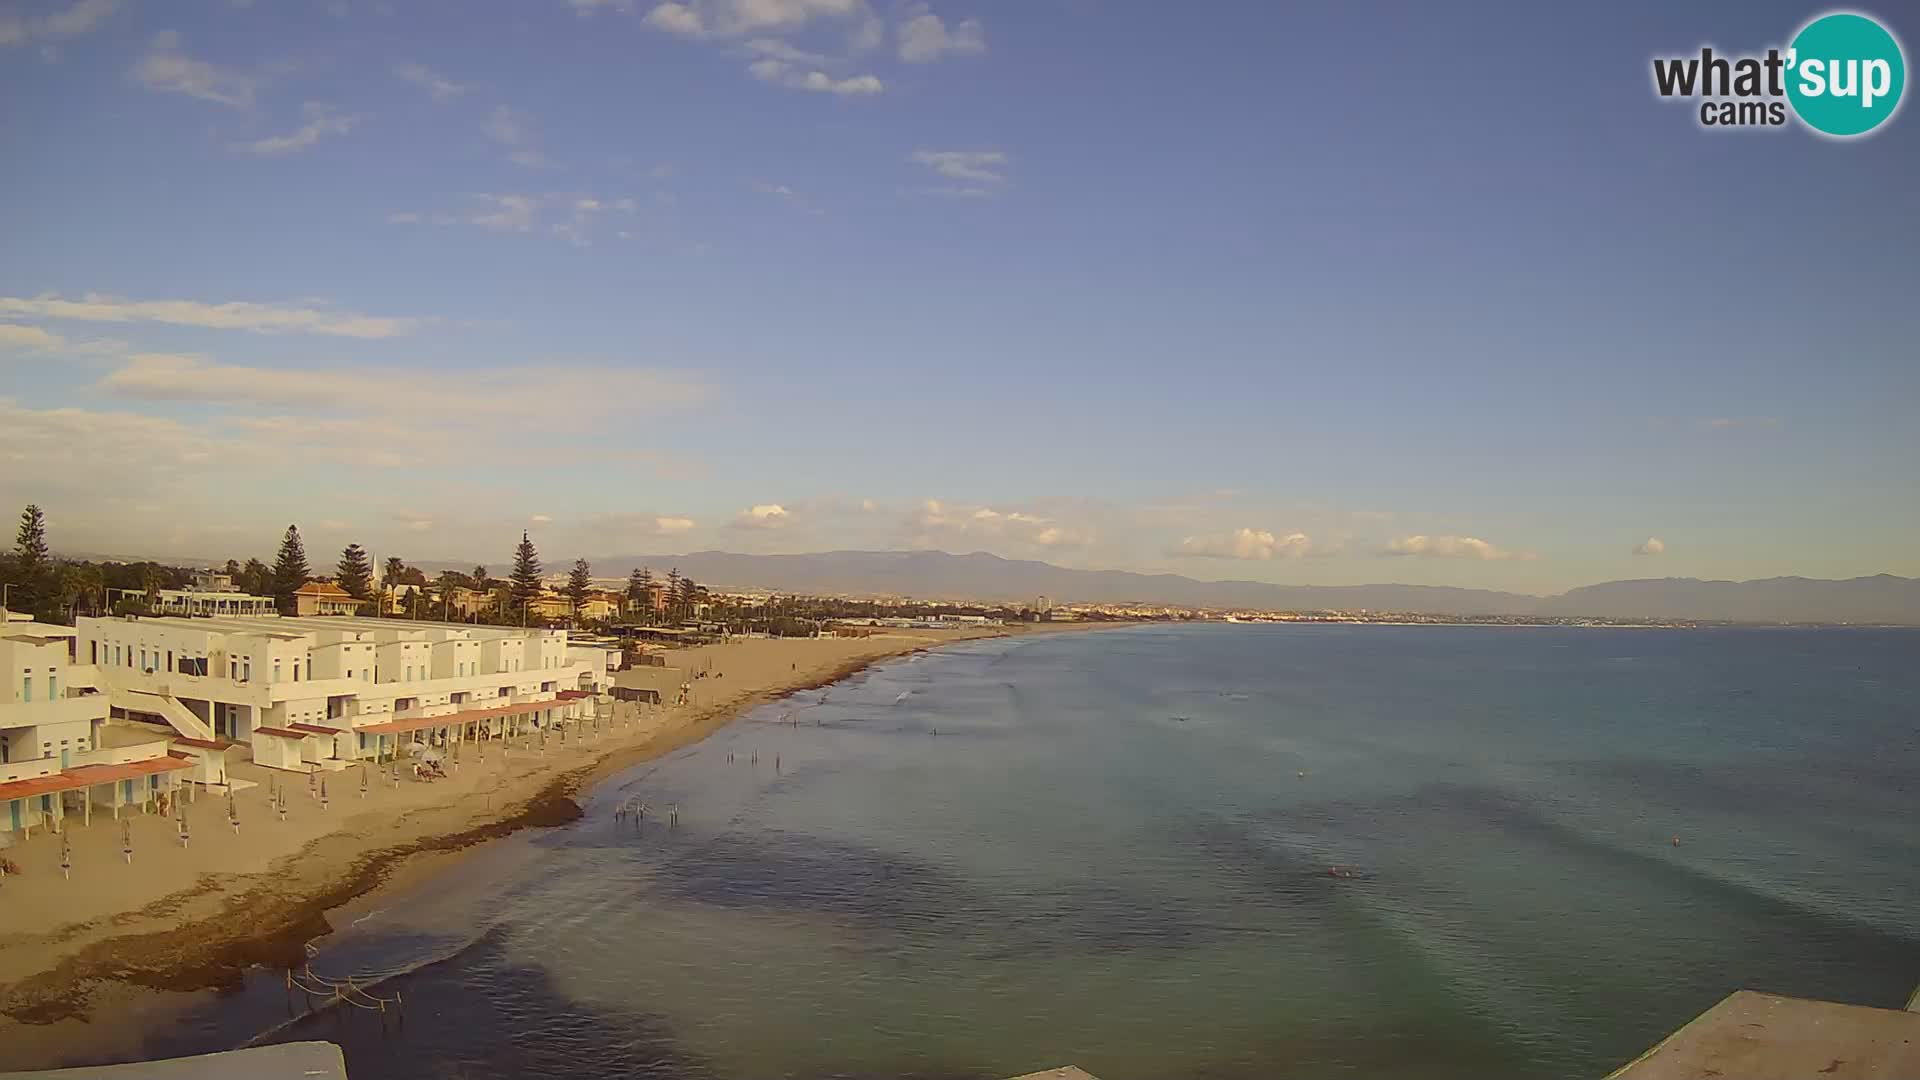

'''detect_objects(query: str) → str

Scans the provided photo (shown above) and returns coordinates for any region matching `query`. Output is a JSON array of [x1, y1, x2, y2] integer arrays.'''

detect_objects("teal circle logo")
[[1786, 12, 1906, 137]]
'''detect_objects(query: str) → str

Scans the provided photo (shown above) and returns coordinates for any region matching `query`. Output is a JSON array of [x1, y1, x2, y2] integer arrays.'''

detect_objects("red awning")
[[289, 723, 342, 736], [0, 753, 193, 803], [355, 697, 565, 736], [555, 689, 592, 700]]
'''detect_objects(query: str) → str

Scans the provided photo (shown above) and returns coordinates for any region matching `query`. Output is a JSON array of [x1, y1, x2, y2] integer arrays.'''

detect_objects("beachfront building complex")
[[1, 617, 197, 839], [70, 613, 617, 769]]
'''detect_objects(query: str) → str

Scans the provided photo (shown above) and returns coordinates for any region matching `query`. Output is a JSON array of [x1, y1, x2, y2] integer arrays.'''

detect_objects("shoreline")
[[0, 624, 1113, 1064]]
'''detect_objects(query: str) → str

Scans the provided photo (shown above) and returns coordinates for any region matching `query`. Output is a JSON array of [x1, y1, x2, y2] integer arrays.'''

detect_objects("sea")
[[93, 624, 1920, 1079]]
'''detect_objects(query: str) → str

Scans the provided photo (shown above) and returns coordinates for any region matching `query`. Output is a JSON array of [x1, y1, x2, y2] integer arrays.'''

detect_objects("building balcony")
[[0, 694, 109, 731]]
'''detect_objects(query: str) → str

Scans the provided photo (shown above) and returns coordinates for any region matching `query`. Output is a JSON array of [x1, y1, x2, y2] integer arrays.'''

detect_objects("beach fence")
[[281, 941, 407, 1029]]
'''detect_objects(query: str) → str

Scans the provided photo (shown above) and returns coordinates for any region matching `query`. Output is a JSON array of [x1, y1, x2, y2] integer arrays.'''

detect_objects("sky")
[[1, 0, 1916, 595]]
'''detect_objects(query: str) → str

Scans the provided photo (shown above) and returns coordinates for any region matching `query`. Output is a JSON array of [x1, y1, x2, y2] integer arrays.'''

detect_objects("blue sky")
[[1, 0, 1915, 593]]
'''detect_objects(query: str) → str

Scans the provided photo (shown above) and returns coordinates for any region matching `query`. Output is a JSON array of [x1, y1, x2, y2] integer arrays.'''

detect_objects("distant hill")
[[585, 550, 1920, 625], [61, 544, 1920, 624], [1535, 574, 1920, 624]]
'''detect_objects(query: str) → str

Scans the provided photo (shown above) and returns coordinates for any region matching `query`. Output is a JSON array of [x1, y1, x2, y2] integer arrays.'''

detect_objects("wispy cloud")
[[97, 354, 706, 418], [897, 3, 983, 63], [393, 61, 468, 102], [0, 0, 120, 48], [1382, 534, 1533, 561], [485, 105, 554, 167], [908, 149, 1009, 196], [1167, 528, 1327, 561], [130, 30, 256, 108], [905, 499, 1092, 550], [234, 102, 357, 155], [747, 58, 881, 94], [642, 0, 862, 39], [0, 293, 419, 338], [0, 323, 66, 351], [731, 503, 793, 529]]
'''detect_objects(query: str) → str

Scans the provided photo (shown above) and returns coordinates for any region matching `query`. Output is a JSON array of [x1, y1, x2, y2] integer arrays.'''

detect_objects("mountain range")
[[580, 550, 1920, 625]]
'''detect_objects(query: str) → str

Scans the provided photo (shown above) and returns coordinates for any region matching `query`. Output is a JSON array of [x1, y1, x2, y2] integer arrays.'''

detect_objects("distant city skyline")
[[3, 0, 1916, 592]]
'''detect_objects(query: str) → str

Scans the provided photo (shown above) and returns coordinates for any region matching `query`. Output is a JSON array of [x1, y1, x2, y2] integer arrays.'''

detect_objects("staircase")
[[115, 688, 216, 742]]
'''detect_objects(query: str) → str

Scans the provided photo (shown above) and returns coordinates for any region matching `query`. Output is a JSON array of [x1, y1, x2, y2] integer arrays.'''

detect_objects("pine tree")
[[566, 558, 593, 614], [665, 567, 681, 623], [676, 574, 699, 622], [10, 504, 51, 616], [509, 532, 542, 607], [337, 544, 373, 601], [271, 525, 311, 615], [625, 566, 653, 622]]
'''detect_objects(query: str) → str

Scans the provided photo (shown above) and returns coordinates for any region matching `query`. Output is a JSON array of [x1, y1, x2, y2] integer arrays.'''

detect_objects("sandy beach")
[[0, 624, 1101, 1062]]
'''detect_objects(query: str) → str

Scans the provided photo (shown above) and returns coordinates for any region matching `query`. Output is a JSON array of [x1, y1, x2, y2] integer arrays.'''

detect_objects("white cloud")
[[732, 503, 792, 529], [642, 0, 859, 38], [743, 36, 830, 64], [470, 193, 542, 232], [909, 149, 1007, 184], [485, 105, 553, 168], [748, 58, 881, 94], [643, 1, 703, 33], [897, 4, 983, 63], [130, 30, 255, 108], [905, 499, 1092, 550], [569, 0, 633, 13], [1383, 534, 1532, 561], [1, 0, 119, 48], [235, 102, 357, 155], [393, 61, 468, 102], [0, 292, 418, 338], [0, 323, 65, 350], [530, 513, 554, 524], [97, 354, 705, 418], [1634, 536, 1666, 556], [655, 516, 695, 534], [1169, 528, 1322, 561], [581, 512, 699, 544]]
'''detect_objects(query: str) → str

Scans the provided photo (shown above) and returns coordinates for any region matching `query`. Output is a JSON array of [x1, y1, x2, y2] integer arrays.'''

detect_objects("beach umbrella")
[[122, 821, 133, 863], [360, 766, 369, 798], [178, 805, 190, 848], [60, 835, 71, 880], [227, 792, 239, 834], [320, 778, 330, 811]]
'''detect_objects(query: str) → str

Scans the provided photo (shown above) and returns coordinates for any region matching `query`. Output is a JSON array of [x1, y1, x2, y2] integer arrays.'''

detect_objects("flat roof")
[[0, 752, 192, 803], [355, 696, 566, 736], [1606, 991, 1920, 1079], [0, 1040, 348, 1079]]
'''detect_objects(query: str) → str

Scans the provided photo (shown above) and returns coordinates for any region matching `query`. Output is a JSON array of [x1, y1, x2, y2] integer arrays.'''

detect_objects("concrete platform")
[[1607, 991, 1920, 1079], [0, 1041, 347, 1079]]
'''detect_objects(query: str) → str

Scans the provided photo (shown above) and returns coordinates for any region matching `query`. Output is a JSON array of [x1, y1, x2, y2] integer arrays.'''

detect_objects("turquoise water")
[[125, 626, 1920, 1077]]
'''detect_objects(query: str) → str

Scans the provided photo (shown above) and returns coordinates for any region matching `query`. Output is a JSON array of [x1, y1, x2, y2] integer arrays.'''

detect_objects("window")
[[21, 676, 30, 702], [244, 660, 251, 681], [49, 674, 57, 700]]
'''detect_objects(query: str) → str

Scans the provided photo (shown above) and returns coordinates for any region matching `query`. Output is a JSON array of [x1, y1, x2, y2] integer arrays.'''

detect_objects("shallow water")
[[92, 625, 1920, 1078]]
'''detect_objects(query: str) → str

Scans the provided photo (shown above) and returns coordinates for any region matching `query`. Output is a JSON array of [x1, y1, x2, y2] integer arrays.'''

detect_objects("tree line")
[[1, 505, 709, 630]]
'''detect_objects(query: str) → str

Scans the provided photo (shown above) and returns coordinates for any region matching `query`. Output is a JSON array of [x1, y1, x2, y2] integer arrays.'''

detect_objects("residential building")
[[294, 582, 362, 617], [151, 588, 278, 618], [72, 614, 615, 769], [2, 620, 191, 839]]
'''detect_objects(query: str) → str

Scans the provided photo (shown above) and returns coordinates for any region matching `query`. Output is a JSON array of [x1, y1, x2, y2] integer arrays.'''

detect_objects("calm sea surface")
[[115, 625, 1920, 1078]]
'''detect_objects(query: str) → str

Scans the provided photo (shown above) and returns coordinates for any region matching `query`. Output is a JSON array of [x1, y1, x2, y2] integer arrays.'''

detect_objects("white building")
[[2, 619, 193, 840], [72, 614, 617, 770]]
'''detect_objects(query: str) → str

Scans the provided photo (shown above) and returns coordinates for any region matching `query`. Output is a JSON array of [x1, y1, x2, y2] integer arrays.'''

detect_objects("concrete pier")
[[1606, 991, 1920, 1079]]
